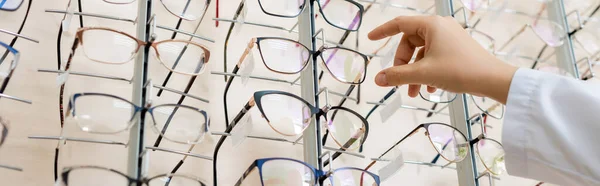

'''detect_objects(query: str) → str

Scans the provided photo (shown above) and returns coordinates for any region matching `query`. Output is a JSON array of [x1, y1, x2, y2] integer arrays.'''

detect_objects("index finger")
[[368, 16, 433, 41]]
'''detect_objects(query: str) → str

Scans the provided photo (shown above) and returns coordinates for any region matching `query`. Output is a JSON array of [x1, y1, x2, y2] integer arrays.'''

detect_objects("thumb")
[[374, 61, 427, 86]]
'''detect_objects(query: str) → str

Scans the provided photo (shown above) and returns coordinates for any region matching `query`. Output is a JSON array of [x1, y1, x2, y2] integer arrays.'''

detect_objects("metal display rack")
[[117, 0, 581, 185], [127, 0, 151, 180], [299, 0, 323, 170]]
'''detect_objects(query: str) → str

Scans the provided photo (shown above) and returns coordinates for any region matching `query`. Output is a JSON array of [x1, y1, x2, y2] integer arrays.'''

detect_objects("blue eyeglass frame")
[[67, 92, 210, 144], [0, 0, 24, 11], [234, 157, 381, 186], [0, 41, 19, 94]]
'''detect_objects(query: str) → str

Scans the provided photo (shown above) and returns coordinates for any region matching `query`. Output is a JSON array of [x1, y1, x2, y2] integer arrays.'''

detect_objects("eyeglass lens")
[[319, 48, 366, 84], [257, 38, 310, 74], [149, 105, 208, 144], [72, 95, 135, 134], [259, 93, 313, 136], [426, 124, 469, 162], [323, 169, 377, 186], [260, 159, 315, 186], [532, 19, 565, 47], [153, 40, 208, 75], [475, 139, 506, 175], [258, 0, 306, 17], [159, 0, 207, 20], [81, 29, 139, 64], [419, 88, 457, 103], [325, 108, 365, 150], [317, 0, 362, 30], [60, 167, 130, 186]]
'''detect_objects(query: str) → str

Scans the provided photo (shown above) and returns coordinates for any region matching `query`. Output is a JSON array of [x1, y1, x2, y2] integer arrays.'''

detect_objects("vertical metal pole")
[[436, 1, 478, 186], [548, 0, 579, 78], [128, 0, 150, 180], [299, 0, 322, 169]]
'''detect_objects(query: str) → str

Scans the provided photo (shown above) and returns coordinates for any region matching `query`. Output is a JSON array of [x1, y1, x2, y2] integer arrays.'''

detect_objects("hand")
[[370, 16, 518, 104]]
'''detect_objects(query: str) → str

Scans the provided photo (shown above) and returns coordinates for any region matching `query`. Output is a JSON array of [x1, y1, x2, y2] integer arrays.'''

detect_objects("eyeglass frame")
[[58, 165, 209, 186], [256, 0, 365, 31], [65, 92, 210, 144], [233, 157, 381, 186], [363, 122, 469, 177]]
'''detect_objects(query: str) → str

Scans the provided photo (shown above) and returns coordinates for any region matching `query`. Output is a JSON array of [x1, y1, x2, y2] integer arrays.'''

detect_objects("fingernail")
[[375, 73, 388, 86]]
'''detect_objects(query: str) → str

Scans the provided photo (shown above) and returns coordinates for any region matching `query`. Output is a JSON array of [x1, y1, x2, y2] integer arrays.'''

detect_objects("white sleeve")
[[503, 68, 600, 186]]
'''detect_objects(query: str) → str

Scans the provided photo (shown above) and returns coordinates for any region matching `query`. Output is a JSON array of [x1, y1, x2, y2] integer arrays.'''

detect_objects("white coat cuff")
[[502, 68, 541, 177]]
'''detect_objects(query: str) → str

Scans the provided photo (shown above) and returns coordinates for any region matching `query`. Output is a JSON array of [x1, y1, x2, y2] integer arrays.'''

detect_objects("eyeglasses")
[[234, 157, 380, 186], [56, 166, 209, 186], [236, 37, 368, 83], [257, 0, 364, 31], [65, 92, 210, 144], [66, 27, 210, 73], [364, 123, 469, 176], [430, 113, 506, 176], [242, 90, 367, 149], [220, 0, 364, 82]]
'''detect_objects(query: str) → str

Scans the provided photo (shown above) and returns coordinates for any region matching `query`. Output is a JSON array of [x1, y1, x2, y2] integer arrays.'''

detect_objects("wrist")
[[473, 59, 518, 105]]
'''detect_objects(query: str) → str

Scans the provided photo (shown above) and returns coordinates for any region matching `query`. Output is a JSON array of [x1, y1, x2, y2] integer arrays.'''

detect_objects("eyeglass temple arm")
[[358, 125, 423, 181], [0, 29, 39, 43], [233, 161, 258, 186], [221, 1, 246, 82], [221, 39, 255, 127], [45, 9, 136, 23], [212, 97, 255, 186]]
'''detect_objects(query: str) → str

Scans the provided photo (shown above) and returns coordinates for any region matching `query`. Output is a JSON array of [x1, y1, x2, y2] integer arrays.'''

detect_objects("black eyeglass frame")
[[59, 166, 209, 186], [256, 0, 365, 31]]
